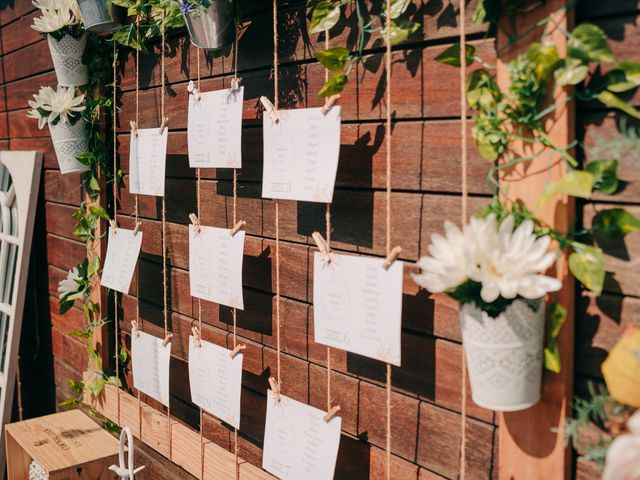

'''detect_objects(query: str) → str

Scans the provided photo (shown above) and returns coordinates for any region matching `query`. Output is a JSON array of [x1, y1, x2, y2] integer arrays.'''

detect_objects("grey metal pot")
[[183, 1, 236, 51], [77, 0, 123, 33]]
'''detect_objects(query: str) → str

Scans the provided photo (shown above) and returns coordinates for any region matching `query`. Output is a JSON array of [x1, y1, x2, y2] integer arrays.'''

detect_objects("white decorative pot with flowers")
[[28, 86, 89, 174], [32, 0, 88, 87], [413, 214, 562, 411]]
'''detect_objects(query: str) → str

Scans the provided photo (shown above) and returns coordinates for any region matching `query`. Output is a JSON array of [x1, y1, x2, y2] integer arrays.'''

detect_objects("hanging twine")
[[384, 0, 393, 477], [16, 356, 23, 421], [459, 0, 468, 477], [270, 0, 282, 398], [112, 39, 122, 425]]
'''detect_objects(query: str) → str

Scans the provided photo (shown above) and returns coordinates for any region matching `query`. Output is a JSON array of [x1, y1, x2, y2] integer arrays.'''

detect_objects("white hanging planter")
[[77, 0, 122, 33], [47, 33, 88, 87], [183, 1, 236, 51], [459, 298, 545, 412], [48, 118, 90, 174]]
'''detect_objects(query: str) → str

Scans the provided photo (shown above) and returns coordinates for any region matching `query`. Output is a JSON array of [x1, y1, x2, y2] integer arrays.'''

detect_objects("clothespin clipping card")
[[312, 231, 331, 263], [260, 96, 279, 123], [189, 213, 202, 234], [268, 377, 281, 402], [133, 221, 141, 235], [162, 333, 173, 347], [383, 246, 402, 270], [228, 343, 246, 359], [191, 325, 202, 348], [231, 77, 242, 92], [130, 120, 139, 136], [229, 220, 246, 237], [323, 405, 341, 422], [131, 319, 140, 338], [321, 94, 340, 116], [187, 80, 201, 101], [159, 116, 169, 135], [110, 219, 118, 232]]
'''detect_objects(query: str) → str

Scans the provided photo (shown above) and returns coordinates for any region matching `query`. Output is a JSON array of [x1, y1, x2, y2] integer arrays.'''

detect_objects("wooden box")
[[5, 409, 120, 479]]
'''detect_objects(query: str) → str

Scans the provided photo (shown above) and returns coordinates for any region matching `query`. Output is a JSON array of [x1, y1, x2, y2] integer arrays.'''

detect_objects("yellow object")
[[602, 326, 640, 408]]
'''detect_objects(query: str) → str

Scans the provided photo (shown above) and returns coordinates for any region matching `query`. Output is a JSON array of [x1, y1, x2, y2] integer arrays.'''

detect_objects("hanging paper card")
[[313, 252, 403, 366], [189, 225, 245, 309], [129, 127, 168, 196], [188, 87, 244, 168], [188, 336, 243, 428], [263, 391, 341, 480], [262, 106, 341, 203], [132, 331, 171, 407], [100, 227, 143, 294]]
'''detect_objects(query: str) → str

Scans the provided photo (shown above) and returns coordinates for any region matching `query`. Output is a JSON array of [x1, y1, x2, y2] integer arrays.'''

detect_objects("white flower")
[[58, 267, 80, 299], [602, 410, 640, 480], [412, 220, 469, 293], [32, 0, 82, 34], [27, 85, 85, 128], [467, 214, 561, 303]]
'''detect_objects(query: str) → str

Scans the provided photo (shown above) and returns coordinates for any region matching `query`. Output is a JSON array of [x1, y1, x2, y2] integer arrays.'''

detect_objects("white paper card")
[[189, 225, 245, 309], [188, 87, 244, 168], [132, 331, 171, 407], [188, 336, 243, 428], [100, 227, 143, 294], [263, 391, 341, 480], [129, 127, 168, 196], [262, 106, 341, 203], [313, 253, 403, 366]]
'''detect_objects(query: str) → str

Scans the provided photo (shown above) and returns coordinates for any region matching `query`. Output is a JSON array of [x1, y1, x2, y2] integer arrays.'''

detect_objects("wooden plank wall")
[[574, 1, 640, 478]]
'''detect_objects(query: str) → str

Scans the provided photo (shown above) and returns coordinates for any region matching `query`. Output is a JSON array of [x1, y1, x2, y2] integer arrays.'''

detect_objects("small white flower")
[[27, 85, 85, 128], [466, 214, 561, 303], [412, 220, 469, 293], [602, 410, 640, 480], [32, 0, 82, 34], [58, 266, 80, 299]]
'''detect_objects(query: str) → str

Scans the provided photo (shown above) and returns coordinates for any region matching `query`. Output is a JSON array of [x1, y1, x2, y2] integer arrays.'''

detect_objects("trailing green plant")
[[112, 0, 185, 51], [307, 0, 420, 97]]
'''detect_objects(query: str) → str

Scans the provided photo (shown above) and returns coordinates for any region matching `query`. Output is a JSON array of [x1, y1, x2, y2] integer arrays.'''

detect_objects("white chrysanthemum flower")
[[467, 214, 562, 303], [602, 410, 640, 480], [58, 266, 80, 299], [32, 0, 81, 33], [412, 220, 469, 293], [27, 86, 85, 128]]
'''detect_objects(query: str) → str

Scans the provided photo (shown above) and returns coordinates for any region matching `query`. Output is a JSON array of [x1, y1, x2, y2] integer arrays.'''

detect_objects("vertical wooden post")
[[496, 1, 574, 479]]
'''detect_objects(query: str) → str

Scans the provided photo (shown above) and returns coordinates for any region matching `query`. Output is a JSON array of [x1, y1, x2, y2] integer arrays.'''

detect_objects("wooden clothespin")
[[187, 80, 201, 101], [231, 77, 242, 92], [189, 213, 202, 233], [133, 221, 142, 235], [130, 120, 139, 136], [131, 320, 140, 338], [268, 377, 281, 402], [321, 94, 340, 115], [312, 231, 331, 263], [110, 219, 118, 231], [260, 96, 279, 123], [159, 116, 169, 135], [323, 405, 341, 422], [228, 344, 246, 359], [191, 326, 202, 348], [383, 246, 403, 270], [229, 220, 246, 237], [162, 333, 173, 347]]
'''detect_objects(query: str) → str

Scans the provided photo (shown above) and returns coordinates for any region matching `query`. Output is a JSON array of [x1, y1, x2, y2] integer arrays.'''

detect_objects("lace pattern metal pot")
[[459, 298, 545, 412], [183, 1, 236, 51], [47, 33, 88, 87], [48, 119, 90, 174], [77, 0, 123, 33]]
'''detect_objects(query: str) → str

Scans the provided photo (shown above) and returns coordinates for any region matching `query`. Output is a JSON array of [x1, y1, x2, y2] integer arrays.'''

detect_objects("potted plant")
[[76, 0, 123, 33], [412, 213, 562, 411], [32, 0, 88, 87], [176, 0, 236, 51], [28, 86, 89, 174]]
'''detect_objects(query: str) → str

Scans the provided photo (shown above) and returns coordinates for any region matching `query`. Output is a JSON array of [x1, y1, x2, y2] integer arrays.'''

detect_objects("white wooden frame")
[[0, 151, 42, 477]]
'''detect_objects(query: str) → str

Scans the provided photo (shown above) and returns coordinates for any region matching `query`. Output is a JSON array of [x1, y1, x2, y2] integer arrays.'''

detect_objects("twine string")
[[112, 39, 121, 425], [134, 14, 142, 438], [459, 0, 468, 477], [384, 1, 393, 478]]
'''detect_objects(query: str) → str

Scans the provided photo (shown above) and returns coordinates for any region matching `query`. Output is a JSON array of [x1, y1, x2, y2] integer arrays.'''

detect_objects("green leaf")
[[527, 42, 560, 82], [119, 345, 129, 364], [318, 73, 348, 97], [586, 159, 619, 195], [466, 69, 499, 111], [548, 302, 567, 339], [309, 1, 341, 34], [58, 398, 79, 409], [569, 243, 605, 295], [388, 19, 420, 46], [592, 208, 640, 240], [315, 47, 350, 72], [434, 43, 476, 67], [67, 379, 85, 394], [569, 23, 615, 63], [538, 170, 595, 207], [544, 340, 561, 373], [387, 0, 412, 19], [554, 57, 589, 86], [606, 60, 640, 92], [106, 376, 123, 388], [597, 90, 640, 120]]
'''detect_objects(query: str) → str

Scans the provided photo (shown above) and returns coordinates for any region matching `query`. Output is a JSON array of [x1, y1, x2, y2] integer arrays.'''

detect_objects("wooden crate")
[[5, 409, 120, 479]]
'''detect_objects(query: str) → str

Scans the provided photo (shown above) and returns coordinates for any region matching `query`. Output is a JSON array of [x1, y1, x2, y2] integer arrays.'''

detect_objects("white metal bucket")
[[49, 119, 90, 174], [47, 33, 88, 87], [183, 1, 236, 51]]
